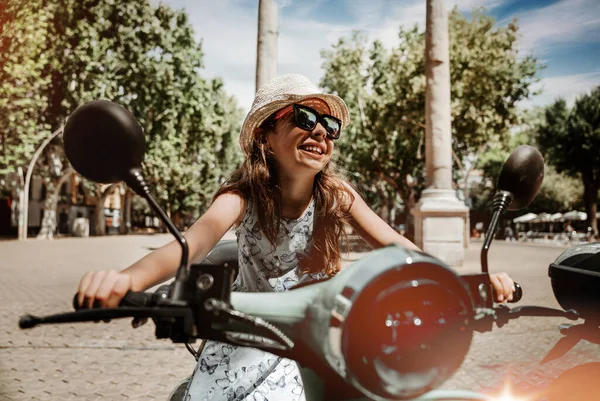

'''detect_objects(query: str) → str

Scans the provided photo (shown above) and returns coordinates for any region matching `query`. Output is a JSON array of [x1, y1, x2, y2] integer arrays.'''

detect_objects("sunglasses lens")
[[295, 107, 318, 131], [322, 116, 341, 139]]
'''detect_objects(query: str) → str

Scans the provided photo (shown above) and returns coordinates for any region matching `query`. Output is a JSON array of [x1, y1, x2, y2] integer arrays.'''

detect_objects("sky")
[[159, 0, 600, 113]]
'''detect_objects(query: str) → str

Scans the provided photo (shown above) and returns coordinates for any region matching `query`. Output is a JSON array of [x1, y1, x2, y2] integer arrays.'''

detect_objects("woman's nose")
[[311, 123, 327, 140]]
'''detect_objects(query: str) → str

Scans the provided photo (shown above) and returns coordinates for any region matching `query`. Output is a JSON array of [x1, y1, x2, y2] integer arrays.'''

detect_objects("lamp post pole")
[[18, 127, 63, 241]]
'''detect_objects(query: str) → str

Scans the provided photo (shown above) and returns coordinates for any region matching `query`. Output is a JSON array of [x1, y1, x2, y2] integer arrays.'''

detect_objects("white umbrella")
[[513, 213, 537, 223], [532, 212, 552, 223], [562, 210, 587, 221], [550, 212, 563, 222]]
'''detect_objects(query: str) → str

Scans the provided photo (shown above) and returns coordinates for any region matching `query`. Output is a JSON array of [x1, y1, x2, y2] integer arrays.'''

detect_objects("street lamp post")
[[18, 127, 64, 241]]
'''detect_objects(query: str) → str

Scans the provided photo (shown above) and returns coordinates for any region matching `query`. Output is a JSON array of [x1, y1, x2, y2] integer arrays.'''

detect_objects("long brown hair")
[[213, 114, 354, 276]]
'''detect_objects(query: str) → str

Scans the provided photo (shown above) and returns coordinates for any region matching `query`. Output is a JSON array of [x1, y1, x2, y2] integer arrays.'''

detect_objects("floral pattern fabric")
[[184, 199, 326, 401]]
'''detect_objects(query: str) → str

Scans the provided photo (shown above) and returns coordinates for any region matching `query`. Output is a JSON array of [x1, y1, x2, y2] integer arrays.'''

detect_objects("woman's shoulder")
[[213, 191, 248, 227], [335, 178, 358, 211]]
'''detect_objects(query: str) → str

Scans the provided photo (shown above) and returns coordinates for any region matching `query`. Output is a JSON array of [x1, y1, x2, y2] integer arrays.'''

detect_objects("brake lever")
[[19, 306, 191, 329], [493, 305, 580, 328], [471, 305, 580, 332]]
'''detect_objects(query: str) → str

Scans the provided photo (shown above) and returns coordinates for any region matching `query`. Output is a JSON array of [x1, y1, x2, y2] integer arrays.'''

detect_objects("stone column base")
[[411, 189, 469, 267]]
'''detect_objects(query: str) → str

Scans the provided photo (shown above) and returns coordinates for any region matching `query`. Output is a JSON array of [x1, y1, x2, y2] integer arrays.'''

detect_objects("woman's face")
[[265, 99, 335, 178]]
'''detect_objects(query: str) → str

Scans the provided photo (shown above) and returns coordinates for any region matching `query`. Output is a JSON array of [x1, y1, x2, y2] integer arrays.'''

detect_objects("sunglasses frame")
[[262, 104, 342, 140], [292, 104, 342, 140]]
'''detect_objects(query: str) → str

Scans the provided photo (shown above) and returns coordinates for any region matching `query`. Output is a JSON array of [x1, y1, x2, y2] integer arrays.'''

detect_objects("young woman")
[[77, 74, 516, 400]]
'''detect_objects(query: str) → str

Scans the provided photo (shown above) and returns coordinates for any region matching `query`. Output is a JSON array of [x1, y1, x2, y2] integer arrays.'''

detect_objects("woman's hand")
[[77, 270, 132, 309], [489, 272, 516, 303]]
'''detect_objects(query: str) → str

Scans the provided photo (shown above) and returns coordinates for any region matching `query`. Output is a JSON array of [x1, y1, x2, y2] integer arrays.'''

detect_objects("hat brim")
[[240, 93, 350, 149]]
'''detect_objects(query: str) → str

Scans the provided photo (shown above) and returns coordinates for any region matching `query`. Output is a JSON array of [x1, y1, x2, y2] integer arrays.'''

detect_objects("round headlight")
[[342, 262, 473, 400]]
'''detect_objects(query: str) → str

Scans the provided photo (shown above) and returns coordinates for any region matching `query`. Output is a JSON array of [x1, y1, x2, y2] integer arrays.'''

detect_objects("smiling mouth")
[[299, 145, 324, 155]]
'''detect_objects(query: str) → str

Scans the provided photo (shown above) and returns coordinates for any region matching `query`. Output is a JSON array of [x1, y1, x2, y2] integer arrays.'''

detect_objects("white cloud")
[[512, 0, 600, 54], [161, 0, 509, 114], [160, 0, 598, 114], [520, 71, 600, 109], [157, 0, 259, 111]]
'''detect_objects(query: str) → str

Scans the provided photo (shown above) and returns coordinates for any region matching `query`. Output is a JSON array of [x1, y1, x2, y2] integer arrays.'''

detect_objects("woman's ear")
[[257, 127, 273, 147]]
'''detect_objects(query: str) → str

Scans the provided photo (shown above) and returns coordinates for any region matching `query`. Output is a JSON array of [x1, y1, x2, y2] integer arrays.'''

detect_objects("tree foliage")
[[320, 8, 540, 224], [0, 0, 52, 185], [0, 0, 242, 234], [474, 109, 584, 215], [536, 87, 600, 234]]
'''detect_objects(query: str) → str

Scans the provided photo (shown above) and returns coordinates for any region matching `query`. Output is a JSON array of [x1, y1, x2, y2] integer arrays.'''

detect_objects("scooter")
[[18, 100, 599, 400]]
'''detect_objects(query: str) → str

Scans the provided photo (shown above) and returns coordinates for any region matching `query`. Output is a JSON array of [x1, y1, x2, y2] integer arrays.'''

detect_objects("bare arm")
[[343, 183, 421, 251], [124, 193, 245, 290], [343, 183, 516, 302], [78, 193, 245, 307]]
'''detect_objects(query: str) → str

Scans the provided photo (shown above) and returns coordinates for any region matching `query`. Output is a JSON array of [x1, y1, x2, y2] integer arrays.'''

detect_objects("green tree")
[[474, 110, 584, 215], [0, 0, 52, 188], [537, 87, 600, 235], [1, 0, 242, 236], [320, 8, 540, 230]]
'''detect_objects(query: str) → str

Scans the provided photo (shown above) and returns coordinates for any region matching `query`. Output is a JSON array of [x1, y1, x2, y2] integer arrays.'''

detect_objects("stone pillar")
[[255, 0, 278, 92], [411, 0, 469, 267]]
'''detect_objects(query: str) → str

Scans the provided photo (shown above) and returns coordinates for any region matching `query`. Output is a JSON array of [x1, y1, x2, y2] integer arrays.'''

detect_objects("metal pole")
[[255, 0, 279, 92], [18, 127, 64, 241]]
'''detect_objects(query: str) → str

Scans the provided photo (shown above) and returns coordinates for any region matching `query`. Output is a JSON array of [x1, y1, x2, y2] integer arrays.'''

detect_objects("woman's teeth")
[[300, 145, 323, 155]]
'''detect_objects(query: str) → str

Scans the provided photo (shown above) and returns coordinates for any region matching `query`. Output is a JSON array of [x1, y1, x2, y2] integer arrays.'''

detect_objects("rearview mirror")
[[63, 100, 190, 302], [63, 99, 145, 185], [481, 145, 544, 274], [497, 145, 544, 211]]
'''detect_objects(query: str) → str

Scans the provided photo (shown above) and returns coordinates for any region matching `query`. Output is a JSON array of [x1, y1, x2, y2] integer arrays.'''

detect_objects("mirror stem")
[[126, 169, 189, 304], [481, 190, 513, 274]]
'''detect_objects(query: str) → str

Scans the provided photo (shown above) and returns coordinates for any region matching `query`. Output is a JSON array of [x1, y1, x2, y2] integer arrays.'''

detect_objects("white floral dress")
[[184, 198, 327, 401]]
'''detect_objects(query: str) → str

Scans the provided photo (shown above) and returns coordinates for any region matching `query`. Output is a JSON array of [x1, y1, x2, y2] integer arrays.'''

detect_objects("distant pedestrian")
[[504, 225, 515, 242]]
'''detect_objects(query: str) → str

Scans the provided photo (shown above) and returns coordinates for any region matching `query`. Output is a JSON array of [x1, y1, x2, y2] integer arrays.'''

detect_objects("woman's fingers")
[[95, 270, 119, 308], [77, 271, 95, 309], [77, 270, 133, 309], [489, 274, 504, 302], [82, 270, 107, 309], [490, 273, 515, 302], [105, 274, 132, 308]]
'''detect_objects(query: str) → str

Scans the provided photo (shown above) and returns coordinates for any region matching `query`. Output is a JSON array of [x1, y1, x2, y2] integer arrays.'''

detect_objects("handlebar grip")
[[119, 291, 152, 307], [508, 282, 523, 303], [72, 291, 152, 310]]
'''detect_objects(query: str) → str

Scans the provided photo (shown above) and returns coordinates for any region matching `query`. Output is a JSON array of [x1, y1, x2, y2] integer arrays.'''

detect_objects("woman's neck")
[[279, 174, 315, 219]]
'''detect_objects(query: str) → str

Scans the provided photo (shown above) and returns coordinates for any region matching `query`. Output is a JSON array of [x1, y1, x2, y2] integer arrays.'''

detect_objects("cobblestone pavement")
[[1, 235, 599, 400]]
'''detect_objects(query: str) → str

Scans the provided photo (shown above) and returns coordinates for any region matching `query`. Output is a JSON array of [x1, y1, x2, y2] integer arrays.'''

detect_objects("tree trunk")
[[463, 166, 472, 206], [582, 171, 599, 236], [403, 188, 417, 242], [92, 183, 118, 236], [376, 184, 390, 224], [119, 186, 133, 235], [37, 168, 73, 240], [376, 171, 417, 239]]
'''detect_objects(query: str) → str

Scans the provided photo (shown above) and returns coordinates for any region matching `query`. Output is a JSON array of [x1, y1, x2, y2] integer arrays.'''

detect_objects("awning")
[[562, 210, 587, 221], [532, 212, 552, 223], [513, 213, 537, 223]]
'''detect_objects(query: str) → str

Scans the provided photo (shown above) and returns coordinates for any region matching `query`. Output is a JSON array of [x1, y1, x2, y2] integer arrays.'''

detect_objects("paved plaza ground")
[[1, 234, 599, 400]]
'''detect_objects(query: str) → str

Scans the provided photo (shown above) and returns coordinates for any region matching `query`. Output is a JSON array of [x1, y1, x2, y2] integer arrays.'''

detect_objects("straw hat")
[[240, 73, 350, 152]]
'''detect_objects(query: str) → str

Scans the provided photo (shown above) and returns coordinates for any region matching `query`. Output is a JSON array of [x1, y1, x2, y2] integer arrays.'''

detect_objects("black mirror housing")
[[63, 100, 146, 184], [497, 145, 544, 211]]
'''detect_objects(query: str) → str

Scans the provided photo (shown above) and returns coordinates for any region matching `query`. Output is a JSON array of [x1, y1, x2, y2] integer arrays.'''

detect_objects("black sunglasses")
[[264, 104, 343, 140]]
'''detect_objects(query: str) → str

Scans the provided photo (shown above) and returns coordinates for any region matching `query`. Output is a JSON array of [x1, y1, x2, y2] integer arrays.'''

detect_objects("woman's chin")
[[298, 154, 329, 171]]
